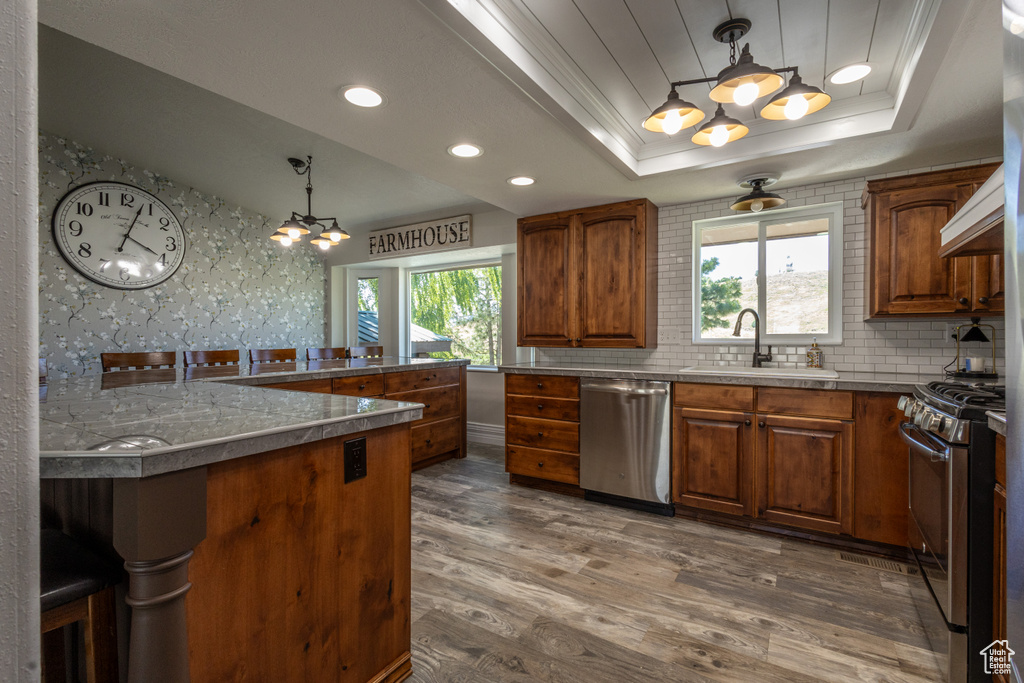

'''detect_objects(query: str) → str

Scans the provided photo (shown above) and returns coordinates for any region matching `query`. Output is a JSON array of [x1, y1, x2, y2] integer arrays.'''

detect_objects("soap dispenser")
[[806, 337, 823, 368]]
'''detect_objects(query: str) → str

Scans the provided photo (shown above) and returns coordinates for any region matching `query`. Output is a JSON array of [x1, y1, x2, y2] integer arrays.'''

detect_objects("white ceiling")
[[37, 0, 1001, 265]]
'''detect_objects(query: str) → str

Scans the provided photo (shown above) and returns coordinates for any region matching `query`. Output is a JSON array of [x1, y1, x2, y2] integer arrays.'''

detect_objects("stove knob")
[[897, 396, 909, 411]]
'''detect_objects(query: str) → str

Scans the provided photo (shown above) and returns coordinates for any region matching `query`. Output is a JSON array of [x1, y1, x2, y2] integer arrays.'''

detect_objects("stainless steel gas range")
[[899, 381, 1003, 682]]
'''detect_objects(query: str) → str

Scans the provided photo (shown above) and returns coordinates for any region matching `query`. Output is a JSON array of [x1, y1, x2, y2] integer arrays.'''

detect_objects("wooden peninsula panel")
[[186, 425, 412, 683]]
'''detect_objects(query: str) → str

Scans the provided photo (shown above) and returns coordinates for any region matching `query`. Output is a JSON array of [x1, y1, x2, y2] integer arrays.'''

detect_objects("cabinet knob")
[[426, 439, 432, 445], [576, 338, 581, 343], [537, 404, 544, 410], [359, 384, 365, 390], [537, 462, 544, 467], [425, 404, 431, 409], [758, 421, 766, 428], [958, 297, 969, 305], [537, 382, 543, 389], [979, 296, 990, 304], [744, 420, 752, 426], [537, 432, 544, 438]]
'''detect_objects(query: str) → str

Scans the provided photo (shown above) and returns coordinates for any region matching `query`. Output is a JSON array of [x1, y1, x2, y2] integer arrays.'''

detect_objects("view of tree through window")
[[411, 265, 501, 365]]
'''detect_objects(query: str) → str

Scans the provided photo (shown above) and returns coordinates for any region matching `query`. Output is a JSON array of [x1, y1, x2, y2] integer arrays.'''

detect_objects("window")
[[356, 277, 379, 344], [409, 263, 502, 366], [692, 203, 843, 344]]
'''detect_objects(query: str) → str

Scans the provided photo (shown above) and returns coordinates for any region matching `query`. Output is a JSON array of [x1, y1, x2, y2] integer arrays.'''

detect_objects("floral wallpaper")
[[38, 132, 326, 377]]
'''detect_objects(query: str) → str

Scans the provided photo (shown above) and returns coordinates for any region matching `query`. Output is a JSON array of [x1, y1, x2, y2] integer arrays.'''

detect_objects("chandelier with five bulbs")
[[270, 156, 351, 250]]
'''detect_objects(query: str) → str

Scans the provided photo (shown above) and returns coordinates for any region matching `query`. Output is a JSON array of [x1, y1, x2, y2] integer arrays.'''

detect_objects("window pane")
[[410, 266, 502, 365], [357, 277, 379, 343], [764, 218, 829, 335], [700, 223, 757, 338]]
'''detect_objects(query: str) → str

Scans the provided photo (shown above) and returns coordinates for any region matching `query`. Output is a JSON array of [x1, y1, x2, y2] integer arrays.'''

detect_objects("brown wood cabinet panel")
[[756, 387, 853, 419], [853, 392, 908, 547], [996, 433, 1006, 488], [994, 478, 1008, 682], [506, 415, 579, 454], [384, 367, 460, 394], [505, 374, 580, 399], [261, 378, 333, 394], [331, 374, 385, 397], [756, 414, 853, 535], [411, 417, 461, 465], [506, 394, 579, 421], [674, 383, 755, 411], [972, 253, 1006, 314], [506, 445, 580, 485], [517, 214, 577, 346], [672, 408, 755, 516], [386, 385, 459, 426]]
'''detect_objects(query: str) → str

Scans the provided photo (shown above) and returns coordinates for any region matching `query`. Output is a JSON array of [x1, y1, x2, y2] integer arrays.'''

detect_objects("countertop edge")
[[987, 410, 1007, 437]]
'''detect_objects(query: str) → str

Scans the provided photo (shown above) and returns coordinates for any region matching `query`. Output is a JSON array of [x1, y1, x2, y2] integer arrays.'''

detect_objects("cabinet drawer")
[[332, 374, 384, 397], [506, 445, 579, 485], [385, 367, 460, 394], [386, 386, 459, 425], [674, 383, 754, 411], [261, 379, 333, 394], [506, 374, 579, 399], [411, 417, 461, 464], [506, 415, 579, 453], [756, 387, 853, 419], [506, 394, 579, 421]]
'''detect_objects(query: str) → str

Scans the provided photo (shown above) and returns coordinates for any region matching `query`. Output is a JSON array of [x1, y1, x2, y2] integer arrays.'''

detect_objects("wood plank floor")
[[408, 444, 942, 682]]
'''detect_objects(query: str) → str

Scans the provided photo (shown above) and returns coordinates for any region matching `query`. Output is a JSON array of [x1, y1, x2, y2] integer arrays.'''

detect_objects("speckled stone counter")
[[988, 410, 1008, 437], [498, 361, 934, 392]]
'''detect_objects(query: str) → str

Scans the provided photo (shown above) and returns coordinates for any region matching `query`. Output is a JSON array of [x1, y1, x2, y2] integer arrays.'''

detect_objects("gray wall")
[[38, 131, 328, 376], [1, 0, 41, 680]]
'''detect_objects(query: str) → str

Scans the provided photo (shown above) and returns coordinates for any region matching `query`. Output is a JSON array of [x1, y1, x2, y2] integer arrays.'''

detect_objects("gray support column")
[[0, 0, 40, 681], [113, 467, 207, 683]]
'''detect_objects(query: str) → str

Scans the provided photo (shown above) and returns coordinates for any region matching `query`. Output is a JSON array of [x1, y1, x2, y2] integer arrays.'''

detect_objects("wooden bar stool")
[[184, 349, 240, 367], [348, 345, 384, 359], [40, 529, 121, 683], [249, 348, 297, 364], [100, 352, 177, 372], [306, 347, 348, 360]]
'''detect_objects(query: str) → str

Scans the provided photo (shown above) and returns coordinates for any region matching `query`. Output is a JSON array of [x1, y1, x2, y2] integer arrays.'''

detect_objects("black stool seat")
[[40, 529, 121, 613]]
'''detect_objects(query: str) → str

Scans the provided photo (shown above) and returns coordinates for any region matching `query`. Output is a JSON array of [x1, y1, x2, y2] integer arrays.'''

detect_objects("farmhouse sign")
[[368, 215, 472, 260]]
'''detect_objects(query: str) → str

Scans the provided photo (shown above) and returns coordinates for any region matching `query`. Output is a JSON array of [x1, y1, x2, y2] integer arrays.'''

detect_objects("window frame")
[[406, 258, 504, 369], [691, 202, 844, 346]]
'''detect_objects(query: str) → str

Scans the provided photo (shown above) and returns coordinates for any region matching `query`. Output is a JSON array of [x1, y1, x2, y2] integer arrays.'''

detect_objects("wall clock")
[[52, 181, 186, 290]]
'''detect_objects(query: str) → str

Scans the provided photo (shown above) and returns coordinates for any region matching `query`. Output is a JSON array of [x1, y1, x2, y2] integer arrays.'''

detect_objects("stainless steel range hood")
[[939, 164, 1004, 257]]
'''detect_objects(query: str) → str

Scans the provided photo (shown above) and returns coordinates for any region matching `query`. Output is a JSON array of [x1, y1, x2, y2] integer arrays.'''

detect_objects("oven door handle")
[[899, 422, 950, 462]]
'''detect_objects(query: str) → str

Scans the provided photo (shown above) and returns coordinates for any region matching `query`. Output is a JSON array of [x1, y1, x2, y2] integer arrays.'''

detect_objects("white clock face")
[[52, 182, 186, 290]]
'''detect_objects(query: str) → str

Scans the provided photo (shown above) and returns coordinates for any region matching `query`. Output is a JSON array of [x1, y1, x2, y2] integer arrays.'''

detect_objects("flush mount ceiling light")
[[828, 63, 872, 85], [507, 176, 535, 186], [643, 18, 831, 146], [271, 156, 350, 250], [448, 143, 483, 158], [730, 175, 786, 213], [341, 85, 386, 108]]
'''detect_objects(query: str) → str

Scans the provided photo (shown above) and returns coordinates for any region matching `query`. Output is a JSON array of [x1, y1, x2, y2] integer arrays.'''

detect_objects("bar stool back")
[[249, 348, 297, 363], [306, 347, 348, 360], [184, 349, 240, 367], [349, 345, 384, 359], [100, 352, 177, 372]]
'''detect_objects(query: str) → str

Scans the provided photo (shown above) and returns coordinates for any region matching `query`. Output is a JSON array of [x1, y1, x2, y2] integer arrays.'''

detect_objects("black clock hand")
[[124, 235, 159, 256], [117, 204, 145, 253]]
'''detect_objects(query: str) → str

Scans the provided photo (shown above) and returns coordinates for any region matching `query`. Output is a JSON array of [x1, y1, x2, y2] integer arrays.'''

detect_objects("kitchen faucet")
[[732, 308, 773, 367]]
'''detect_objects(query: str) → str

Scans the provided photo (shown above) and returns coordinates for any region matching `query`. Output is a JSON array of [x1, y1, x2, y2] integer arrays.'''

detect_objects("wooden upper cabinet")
[[517, 199, 657, 348], [864, 163, 1001, 317]]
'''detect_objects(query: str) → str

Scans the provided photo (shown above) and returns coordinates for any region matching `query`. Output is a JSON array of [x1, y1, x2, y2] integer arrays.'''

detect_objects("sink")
[[680, 366, 839, 380]]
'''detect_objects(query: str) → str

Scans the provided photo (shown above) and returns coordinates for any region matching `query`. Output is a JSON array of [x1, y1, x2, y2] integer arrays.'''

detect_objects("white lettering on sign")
[[368, 215, 472, 260]]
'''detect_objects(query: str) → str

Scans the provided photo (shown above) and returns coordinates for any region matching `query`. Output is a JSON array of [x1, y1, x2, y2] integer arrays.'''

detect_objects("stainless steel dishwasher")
[[579, 378, 673, 515]]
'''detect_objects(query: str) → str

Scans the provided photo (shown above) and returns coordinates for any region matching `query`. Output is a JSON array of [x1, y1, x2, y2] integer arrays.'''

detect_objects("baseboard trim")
[[467, 422, 504, 446]]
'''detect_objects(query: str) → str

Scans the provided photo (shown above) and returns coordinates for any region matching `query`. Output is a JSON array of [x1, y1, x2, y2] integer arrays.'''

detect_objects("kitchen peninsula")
[[39, 357, 468, 683]]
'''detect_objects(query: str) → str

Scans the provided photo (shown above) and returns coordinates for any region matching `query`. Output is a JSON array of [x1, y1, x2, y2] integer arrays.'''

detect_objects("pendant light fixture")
[[730, 176, 786, 213], [643, 18, 831, 146], [270, 156, 350, 250]]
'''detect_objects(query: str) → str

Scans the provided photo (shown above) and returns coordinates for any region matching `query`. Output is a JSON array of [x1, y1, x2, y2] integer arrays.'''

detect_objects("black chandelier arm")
[[668, 65, 799, 91]]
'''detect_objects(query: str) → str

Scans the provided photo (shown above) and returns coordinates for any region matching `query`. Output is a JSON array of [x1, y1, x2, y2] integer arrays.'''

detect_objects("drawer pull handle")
[[537, 462, 544, 467], [537, 404, 544, 410], [359, 384, 366, 390], [426, 439, 432, 445], [979, 296, 990, 304], [758, 421, 766, 428], [959, 297, 969, 305], [425, 404, 431, 409], [744, 420, 751, 426], [537, 382, 543, 389], [537, 432, 543, 438]]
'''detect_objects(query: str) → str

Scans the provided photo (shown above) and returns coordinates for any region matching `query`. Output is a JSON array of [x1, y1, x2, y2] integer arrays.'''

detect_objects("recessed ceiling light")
[[448, 143, 483, 158], [507, 176, 535, 186], [340, 86, 385, 107], [828, 63, 872, 85]]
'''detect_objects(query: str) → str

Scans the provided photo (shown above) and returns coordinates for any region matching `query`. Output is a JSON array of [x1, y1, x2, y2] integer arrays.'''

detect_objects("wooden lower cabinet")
[[672, 407, 754, 516], [852, 393, 909, 546], [506, 445, 580, 485], [756, 414, 854, 535], [505, 374, 580, 486]]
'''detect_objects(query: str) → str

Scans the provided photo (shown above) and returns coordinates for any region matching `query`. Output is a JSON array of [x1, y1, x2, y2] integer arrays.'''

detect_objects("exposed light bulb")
[[280, 236, 293, 247], [287, 227, 301, 240], [733, 82, 760, 107], [709, 125, 730, 147], [784, 95, 810, 121], [750, 199, 765, 212], [318, 240, 330, 251], [661, 108, 683, 135], [329, 232, 341, 243]]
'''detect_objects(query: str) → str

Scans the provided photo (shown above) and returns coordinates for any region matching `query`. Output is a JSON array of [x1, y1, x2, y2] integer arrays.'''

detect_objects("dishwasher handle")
[[581, 380, 670, 397]]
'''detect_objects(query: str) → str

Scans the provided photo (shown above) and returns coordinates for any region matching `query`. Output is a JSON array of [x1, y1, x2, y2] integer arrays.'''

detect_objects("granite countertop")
[[988, 410, 1007, 437], [498, 361, 937, 392], [39, 357, 468, 479]]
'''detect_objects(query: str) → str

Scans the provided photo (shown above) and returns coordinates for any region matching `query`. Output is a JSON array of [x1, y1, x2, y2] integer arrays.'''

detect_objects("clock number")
[[165, 236, 177, 251], [78, 243, 92, 258], [159, 217, 170, 231], [146, 203, 154, 216], [120, 193, 134, 208], [97, 192, 110, 207], [68, 220, 83, 237], [119, 268, 132, 282], [75, 202, 93, 216], [157, 253, 168, 267], [98, 258, 110, 271]]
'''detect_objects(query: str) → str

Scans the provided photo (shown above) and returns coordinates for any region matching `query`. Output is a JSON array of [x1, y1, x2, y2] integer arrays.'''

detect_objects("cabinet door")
[[517, 214, 577, 346], [673, 408, 754, 516], [972, 253, 1005, 314], [577, 203, 646, 347], [870, 184, 973, 315], [756, 414, 853, 535], [852, 393, 908, 546]]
